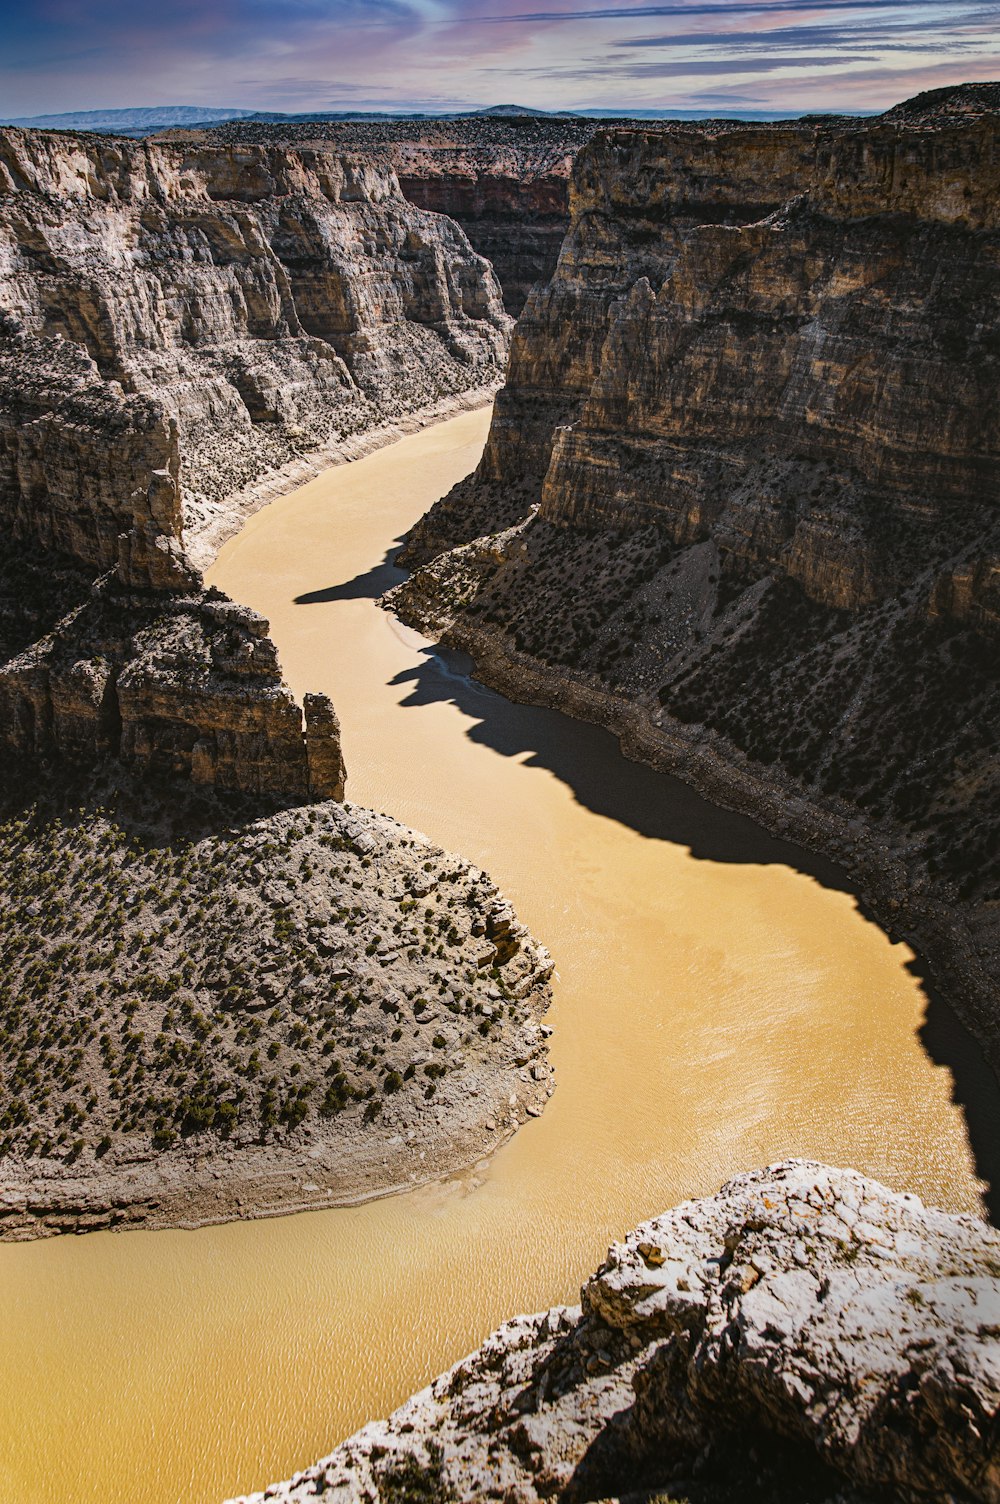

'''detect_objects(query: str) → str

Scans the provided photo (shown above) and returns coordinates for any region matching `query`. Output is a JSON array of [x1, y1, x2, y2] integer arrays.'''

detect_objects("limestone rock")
[[182, 114, 609, 316], [229, 1161, 1000, 1504], [0, 124, 510, 547], [0, 120, 511, 802]]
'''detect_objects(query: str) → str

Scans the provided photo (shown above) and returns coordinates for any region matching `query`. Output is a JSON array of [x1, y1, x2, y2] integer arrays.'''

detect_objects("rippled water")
[[0, 406, 989, 1504]]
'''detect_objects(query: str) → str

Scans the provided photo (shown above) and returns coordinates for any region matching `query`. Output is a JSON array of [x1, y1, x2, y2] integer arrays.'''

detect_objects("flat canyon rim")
[[0, 405, 994, 1504]]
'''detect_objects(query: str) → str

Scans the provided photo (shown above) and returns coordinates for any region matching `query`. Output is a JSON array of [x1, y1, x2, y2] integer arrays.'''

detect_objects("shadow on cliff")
[[297, 546, 861, 883], [916, 965, 1000, 1221], [0, 757, 302, 854], [384, 635, 1000, 1221]]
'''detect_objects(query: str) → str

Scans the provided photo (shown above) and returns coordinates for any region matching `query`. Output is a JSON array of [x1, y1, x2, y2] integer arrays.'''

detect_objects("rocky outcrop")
[[0, 583, 346, 799], [392, 94, 1000, 1067], [0, 121, 561, 1231], [0, 328, 190, 589], [231, 1160, 1000, 1503]]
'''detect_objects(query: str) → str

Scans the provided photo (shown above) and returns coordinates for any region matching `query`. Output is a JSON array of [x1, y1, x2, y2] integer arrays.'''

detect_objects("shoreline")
[[186, 384, 502, 573], [0, 1053, 546, 1240], [0, 772, 554, 1243]]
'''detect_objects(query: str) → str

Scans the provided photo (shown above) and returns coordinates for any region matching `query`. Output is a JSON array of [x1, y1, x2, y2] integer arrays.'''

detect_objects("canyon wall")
[[188, 116, 606, 315], [0, 126, 565, 1217], [0, 124, 510, 548], [234, 1160, 1000, 1504], [0, 123, 509, 798], [394, 96, 1000, 1057], [393, 137, 578, 315]]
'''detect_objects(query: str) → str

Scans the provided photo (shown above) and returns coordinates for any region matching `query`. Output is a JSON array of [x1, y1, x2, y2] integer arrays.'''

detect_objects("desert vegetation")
[[0, 764, 550, 1173]]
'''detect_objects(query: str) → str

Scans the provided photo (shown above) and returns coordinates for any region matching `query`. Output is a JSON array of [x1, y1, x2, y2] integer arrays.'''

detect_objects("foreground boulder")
[[234, 1161, 1000, 1503]]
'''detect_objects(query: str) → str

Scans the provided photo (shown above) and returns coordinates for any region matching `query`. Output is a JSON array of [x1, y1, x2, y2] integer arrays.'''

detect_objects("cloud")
[[415, 0, 988, 24], [0, 0, 996, 117], [614, 4, 1000, 54]]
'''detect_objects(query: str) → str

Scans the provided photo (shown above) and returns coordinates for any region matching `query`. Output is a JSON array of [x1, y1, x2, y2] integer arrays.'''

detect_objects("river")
[[0, 405, 989, 1504]]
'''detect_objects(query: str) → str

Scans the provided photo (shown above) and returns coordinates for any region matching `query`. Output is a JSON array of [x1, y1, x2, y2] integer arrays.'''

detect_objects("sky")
[[1, 0, 998, 118]]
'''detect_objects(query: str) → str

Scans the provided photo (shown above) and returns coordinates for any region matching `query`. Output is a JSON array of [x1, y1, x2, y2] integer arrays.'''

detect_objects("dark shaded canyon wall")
[[396, 105, 1000, 977], [0, 122, 518, 799], [395, 143, 576, 315], [460, 116, 1000, 562]]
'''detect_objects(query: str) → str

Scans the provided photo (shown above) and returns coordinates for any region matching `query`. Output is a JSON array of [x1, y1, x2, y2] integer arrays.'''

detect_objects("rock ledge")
[[231, 1161, 1000, 1504]]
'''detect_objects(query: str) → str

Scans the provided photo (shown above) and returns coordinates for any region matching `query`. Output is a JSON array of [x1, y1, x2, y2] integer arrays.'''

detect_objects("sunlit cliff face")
[[3, 0, 1000, 121]]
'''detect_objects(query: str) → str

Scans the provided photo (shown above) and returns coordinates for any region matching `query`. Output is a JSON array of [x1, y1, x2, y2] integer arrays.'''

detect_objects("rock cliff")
[[0, 121, 510, 799], [0, 123, 558, 1233], [0, 125, 509, 551], [232, 1160, 1000, 1503], [186, 116, 607, 315], [392, 93, 1000, 1071]]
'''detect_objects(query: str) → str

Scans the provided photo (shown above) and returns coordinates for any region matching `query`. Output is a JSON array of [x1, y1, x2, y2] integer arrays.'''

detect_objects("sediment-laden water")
[[0, 406, 988, 1504]]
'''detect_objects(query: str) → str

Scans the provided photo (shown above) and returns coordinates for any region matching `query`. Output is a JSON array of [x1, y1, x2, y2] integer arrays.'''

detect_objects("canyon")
[[181, 115, 604, 315], [0, 122, 511, 794], [0, 85, 997, 1504], [394, 87, 1000, 1083]]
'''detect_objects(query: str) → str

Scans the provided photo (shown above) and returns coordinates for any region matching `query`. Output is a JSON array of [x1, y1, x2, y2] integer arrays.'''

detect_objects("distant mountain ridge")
[[3, 100, 873, 139], [1, 104, 554, 136], [1, 105, 260, 133]]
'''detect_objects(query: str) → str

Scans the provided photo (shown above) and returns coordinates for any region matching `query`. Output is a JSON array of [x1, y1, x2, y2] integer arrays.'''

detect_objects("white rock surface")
[[230, 1161, 1000, 1504]]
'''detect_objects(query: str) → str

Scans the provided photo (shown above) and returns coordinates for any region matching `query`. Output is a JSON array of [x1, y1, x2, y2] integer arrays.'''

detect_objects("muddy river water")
[[0, 406, 990, 1504]]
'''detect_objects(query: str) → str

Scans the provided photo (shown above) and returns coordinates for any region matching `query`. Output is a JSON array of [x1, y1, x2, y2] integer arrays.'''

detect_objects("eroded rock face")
[[393, 95, 1000, 1059], [186, 115, 609, 316], [0, 125, 510, 543], [0, 121, 511, 800], [0, 329, 191, 591], [394, 138, 578, 317], [231, 1161, 1000, 1504], [0, 123, 559, 1228], [0, 581, 347, 799]]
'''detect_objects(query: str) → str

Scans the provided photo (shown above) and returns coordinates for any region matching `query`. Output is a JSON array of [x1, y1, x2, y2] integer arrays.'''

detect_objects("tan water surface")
[[0, 406, 991, 1504]]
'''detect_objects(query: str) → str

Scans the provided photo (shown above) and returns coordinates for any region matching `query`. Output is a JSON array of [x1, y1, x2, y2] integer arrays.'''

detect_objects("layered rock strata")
[[0, 767, 553, 1238], [0, 123, 557, 1229], [232, 1160, 1000, 1503], [186, 116, 608, 315], [0, 124, 510, 545], [393, 94, 1000, 1071], [393, 135, 581, 316], [0, 121, 510, 798]]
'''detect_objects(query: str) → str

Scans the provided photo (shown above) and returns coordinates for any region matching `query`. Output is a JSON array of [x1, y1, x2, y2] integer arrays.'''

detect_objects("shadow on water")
[[294, 541, 406, 606], [296, 551, 1000, 1220], [916, 965, 1000, 1222]]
